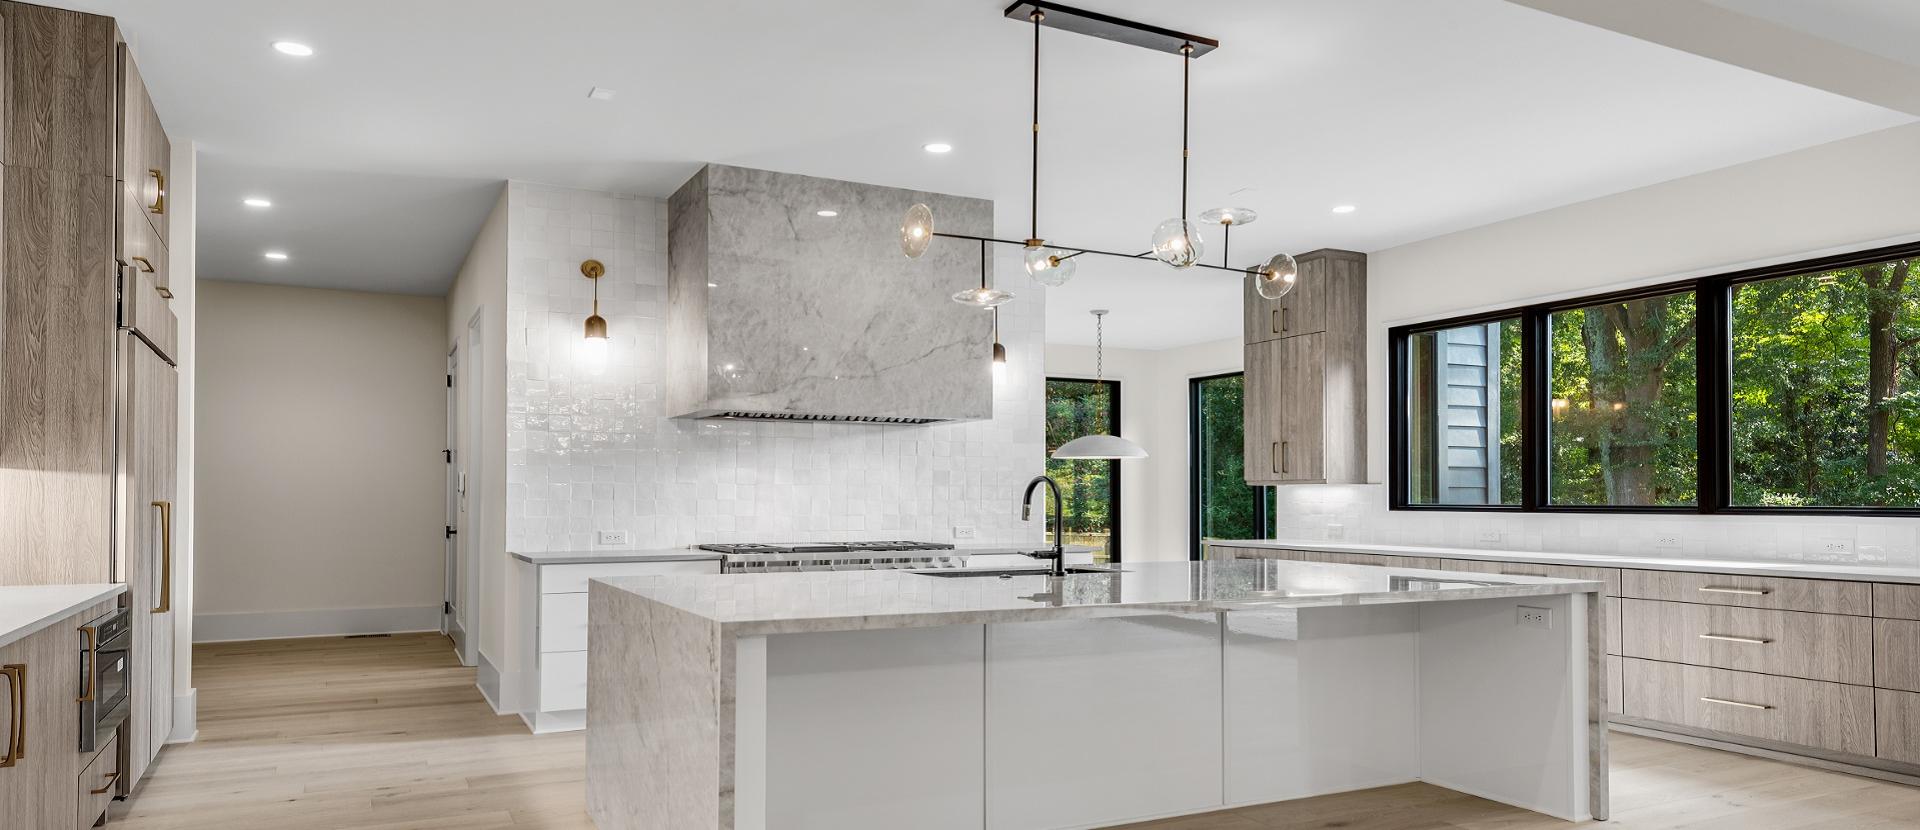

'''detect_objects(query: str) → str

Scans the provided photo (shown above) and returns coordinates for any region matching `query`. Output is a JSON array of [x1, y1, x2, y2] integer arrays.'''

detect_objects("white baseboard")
[[167, 688, 197, 744], [477, 650, 507, 715], [523, 708, 585, 734], [192, 605, 443, 643]]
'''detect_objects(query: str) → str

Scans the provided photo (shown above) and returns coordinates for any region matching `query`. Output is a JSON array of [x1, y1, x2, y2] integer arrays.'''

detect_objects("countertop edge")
[[509, 544, 1098, 565], [1208, 539, 1920, 584], [0, 583, 126, 650]]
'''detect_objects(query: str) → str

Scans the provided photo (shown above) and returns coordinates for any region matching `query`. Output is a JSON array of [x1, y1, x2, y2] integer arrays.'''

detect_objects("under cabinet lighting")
[[272, 41, 314, 57]]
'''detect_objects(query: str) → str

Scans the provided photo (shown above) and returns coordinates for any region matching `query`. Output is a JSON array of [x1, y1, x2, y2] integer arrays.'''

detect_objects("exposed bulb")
[[1024, 246, 1077, 287], [1150, 218, 1204, 268], [1253, 253, 1299, 300], [951, 286, 1014, 308], [900, 203, 934, 258]]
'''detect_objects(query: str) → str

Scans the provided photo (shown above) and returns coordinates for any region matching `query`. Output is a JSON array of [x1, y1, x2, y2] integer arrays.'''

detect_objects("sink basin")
[[912, 566, 1124, 578]]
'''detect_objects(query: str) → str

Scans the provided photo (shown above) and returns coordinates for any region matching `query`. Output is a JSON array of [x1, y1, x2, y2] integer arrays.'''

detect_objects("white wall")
[[193, 281, 451, 641], [1256, 123, 1920, 568], [167, 141, 198, 740], [445, 185, 508, 683]]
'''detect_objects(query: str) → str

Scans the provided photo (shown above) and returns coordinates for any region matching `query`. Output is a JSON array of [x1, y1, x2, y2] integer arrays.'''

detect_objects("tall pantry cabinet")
[[0, 0, 179, 804]]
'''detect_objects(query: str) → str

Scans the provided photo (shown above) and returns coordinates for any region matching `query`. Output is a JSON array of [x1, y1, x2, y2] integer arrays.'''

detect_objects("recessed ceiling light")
[[708, 282, 719, 288], [243, 197, 272, 208], [587, 87, 617, 101], [816, 209, 838, 217], [1331, 204, 1357, 214], [923, 142, 953, 154], [264, 251, 289, 260], [272, 41, 314, 57]]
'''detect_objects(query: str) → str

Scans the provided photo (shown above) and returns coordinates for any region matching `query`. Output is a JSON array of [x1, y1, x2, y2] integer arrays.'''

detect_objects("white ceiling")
[[76, 0, 1912, 348]]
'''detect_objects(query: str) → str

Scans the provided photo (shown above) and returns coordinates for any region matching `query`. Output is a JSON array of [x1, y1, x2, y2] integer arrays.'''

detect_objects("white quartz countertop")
[[1211, 539, 1920, 585], [594, 559, 1599, 636], [510, 543, 1097, 566], [0, 583, 125, 650]]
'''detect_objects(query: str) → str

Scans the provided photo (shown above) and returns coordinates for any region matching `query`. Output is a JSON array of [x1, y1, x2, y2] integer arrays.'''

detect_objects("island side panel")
[[1224, 605, 1421, 806], [586, 581, 728, 830], [1415, 593, 1589, 821]]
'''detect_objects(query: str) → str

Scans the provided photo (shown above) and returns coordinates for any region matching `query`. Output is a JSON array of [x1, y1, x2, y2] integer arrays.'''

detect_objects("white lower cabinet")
[[528, 558, 722, 731], [985, 614, 1224, 830]]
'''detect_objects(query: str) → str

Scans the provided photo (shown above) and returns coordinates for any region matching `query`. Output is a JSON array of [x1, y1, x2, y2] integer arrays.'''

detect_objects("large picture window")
[[1390, 242, 1920, 515], [1045, 378, 1122, 562], [1190, 373, 1273, 559]]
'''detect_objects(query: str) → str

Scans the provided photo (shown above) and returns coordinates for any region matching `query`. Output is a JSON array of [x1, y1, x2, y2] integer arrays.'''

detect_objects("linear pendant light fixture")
[[1053, 309, 1146, 460], [905, 2, 1295, 301]]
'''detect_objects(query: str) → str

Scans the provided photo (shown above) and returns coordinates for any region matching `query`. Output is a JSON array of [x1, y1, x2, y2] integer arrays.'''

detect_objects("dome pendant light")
[[580, 259, 610, 367], [1149, 44, 1204, 269], [991, 308, 1008, 382], [1052, 310, 1147, 460]]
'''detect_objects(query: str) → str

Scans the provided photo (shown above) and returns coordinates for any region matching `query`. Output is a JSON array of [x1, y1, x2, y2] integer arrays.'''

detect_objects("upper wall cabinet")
[[117, 41, 170, 273], [1243, 249, 1367, 486], [2, 2, 115, 175]]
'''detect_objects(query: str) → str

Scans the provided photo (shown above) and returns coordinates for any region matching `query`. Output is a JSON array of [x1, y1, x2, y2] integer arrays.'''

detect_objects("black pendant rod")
[[1180, 43, 1191, 223], [933, 231, 1255, 275], [1222, 222, 1230, 268], [979, 238, 988, 289], [1031, 10, 1042, 244]]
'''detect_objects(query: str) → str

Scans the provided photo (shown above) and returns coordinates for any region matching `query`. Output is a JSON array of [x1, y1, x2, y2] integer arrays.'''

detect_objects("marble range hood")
[[666, 164, 995, 423]]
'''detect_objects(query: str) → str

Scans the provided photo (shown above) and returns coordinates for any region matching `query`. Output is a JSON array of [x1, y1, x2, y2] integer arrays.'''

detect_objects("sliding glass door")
[[1045, 378, 1121, 563], [1191, 373, 1273, 559]]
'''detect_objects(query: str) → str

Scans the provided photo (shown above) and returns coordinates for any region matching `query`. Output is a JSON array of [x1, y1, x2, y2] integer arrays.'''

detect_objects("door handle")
[[78, 626, 98, 702], [1272, 441, 1289, 475], [1272, 307, 1286, 334], [153, 500, 174, 613], [1, 663, 24, 767], [91, 770, 120, 794], [1698, 586, 1769, 596], [1700, 696, 1772, 711], [130, 255, 155, 273], [1270, 441, 1280, 475], [148, 168, 167, 215], [1698, 633, 1771, 645]]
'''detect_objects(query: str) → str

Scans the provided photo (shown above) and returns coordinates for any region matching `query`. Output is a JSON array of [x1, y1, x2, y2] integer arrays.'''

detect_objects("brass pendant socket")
[[1024, 238, 1045, 248], [584, 314, 608, 339], [580, 259, 606, 279]]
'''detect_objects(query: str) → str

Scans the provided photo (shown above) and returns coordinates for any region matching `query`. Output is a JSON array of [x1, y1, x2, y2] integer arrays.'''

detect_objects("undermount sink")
[[912, 566, 1125, 578]]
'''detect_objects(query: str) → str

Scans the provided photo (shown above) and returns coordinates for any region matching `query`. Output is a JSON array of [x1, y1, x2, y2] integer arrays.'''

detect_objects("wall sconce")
[[581, 259, 609, 366]]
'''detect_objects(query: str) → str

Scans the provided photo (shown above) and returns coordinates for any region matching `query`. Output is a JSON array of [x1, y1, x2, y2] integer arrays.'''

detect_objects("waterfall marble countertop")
[[0, 583, 125, 649], [1208, 539, 1920, 584], [590, 559, 1600, 636], [509, 543, 1098, 566]]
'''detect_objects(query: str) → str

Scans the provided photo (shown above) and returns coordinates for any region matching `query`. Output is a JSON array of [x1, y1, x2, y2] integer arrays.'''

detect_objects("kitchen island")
[[585, 559, 1606, 829]]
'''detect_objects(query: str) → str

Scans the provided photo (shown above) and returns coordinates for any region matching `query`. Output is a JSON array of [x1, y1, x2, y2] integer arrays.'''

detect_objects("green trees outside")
[[1194, 374, 1269, 543], [1044, 379, 1117, 558], [1547, 292, 1699, 506], [1731, 261, 1920, 506]]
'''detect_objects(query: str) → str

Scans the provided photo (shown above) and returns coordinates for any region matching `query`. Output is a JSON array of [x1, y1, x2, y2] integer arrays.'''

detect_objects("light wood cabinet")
[[1621, 599, 1873, 686], [1874, 618, 1920, 693], [1621, 570, 1871, 616], [1621, 658, 1875, 757], [118, 332, 177, 789], [1874, 583, 1920, 621], [115, 41, 168, 254], [0, 601, 114, 830], [1242, 250, 1365, 486], [1877, 689, 1920, 766]]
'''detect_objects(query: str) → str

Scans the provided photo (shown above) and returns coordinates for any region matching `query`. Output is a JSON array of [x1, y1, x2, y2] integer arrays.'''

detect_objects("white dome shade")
[[1051, 434, 1147, 460]]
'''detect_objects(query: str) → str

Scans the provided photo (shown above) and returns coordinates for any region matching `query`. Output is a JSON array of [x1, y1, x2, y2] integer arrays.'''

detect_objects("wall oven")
[[78, 607, 131, 753]]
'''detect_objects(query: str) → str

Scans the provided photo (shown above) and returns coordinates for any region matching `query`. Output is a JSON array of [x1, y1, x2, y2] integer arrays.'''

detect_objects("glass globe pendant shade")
[[900, 203, 934, 258], [952, 286, 1014, 308], [1024, 246, 1078, 287], [1253, 253, 1299, 300], [1198, 207, 1257, 227], [1150, 218, 1204, 268]]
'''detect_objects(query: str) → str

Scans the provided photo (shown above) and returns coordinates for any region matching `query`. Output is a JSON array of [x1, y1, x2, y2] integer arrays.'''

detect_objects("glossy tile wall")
[[1267, 484, 1919, 568], [504, 182, 1045, 553]]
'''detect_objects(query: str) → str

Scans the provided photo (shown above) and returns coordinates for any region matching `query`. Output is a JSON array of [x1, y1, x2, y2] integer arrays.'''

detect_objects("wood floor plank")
[[110, 632, 1919, 830]]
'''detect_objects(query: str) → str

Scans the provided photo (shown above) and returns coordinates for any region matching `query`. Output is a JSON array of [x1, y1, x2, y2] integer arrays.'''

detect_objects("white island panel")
[[985, 614, 1224, 830]]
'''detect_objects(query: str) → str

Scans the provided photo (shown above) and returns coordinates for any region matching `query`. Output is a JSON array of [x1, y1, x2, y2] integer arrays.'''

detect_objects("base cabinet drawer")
[[1607, 656, 1623, 716], [1620, 599, 1873, 685], [76, 732, 119, 830], [1621, 658, 1874, 757], [1877, 689, 1920, 766], [539, 651, 588, 712], [1622, 570, 1870, 616], [540, 593, 589, 653], [1876, 584, 1920, 621], [1874, 618, 1920, 692], [539, 559, 720, 594]]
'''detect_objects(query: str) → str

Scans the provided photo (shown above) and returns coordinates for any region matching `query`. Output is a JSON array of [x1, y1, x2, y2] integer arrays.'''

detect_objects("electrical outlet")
[[1517, 605, 1552, 629], [596, 530, 629, 546], [952, 526, 977, 540], [1655, 534, 1682, 550], [1820, 539, 1853, 555], [1477, 529, 1504, 544], [1326, 523, 1346, 541]]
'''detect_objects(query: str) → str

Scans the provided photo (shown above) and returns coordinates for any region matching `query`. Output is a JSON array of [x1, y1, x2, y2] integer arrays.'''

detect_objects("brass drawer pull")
[[1, 663, 24, 767], [148, 168, 167, 215], [1698, 586, 1769, 596], [91, 770, 120, 795], [130, 255, 156, 273], [1698, 633, 1771, 645], [153, 500, 174, 613], [78, 626, 98, 702], [1700, 696, 1772, 711]]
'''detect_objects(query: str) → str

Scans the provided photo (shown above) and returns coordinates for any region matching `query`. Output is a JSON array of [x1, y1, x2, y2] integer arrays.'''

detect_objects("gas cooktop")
[[697, 541, 956, 555]]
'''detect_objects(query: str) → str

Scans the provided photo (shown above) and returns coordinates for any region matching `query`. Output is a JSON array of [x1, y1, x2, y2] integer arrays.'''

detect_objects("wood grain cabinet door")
[[118, 334, 177, 789], [0, 612, 92, 829], [1243, 341, 1281, 485], [116, 43, 169, 246], [1276, 333, 1326, 483]]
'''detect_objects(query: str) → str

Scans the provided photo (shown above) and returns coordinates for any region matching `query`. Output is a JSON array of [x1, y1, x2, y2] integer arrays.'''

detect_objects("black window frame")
[[1389, 239, 1920, 518], [1188, 372, 1273, 560], [1044, 376, 1124, 562]]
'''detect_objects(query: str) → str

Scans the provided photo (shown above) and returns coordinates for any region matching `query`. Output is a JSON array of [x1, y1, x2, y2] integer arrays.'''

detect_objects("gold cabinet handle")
[[1270, 441, 1281, 475], [1280, 441, 1290, 475], [130, 255, 155, 273], [148, 168, 167, 215], [1699, 586, 1769, 596], [77, 626, 98, 702], [1272, 307, 1286, 334], [1700, 696, 1772, 711], [1698, 633, 1771, 645], [91, 770, 120, 795], [153, 500, 174, 613], [1, 663, 24, 767]]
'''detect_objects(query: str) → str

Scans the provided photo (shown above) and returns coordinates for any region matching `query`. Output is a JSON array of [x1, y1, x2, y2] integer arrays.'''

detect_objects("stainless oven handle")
[[78, 625, 98, 703]]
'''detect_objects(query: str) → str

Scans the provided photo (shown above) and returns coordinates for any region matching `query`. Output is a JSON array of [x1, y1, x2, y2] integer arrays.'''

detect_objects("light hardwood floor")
[[112, 633, 1920, 830]]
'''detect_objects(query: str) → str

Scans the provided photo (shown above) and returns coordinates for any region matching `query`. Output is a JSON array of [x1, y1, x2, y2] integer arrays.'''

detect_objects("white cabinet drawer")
[[540, 651, 588, 712], [540, 593, 590, 653], [540, 559, 719, 594]]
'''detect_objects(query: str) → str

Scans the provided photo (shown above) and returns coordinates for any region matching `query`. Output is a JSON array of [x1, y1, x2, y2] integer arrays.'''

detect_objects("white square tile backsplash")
[[503, 182, 1046, 553]]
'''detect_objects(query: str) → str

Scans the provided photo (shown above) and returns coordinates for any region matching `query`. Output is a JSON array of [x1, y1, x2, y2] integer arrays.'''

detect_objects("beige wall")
[[444, 185, 508, 679], [194, 280, 449, 640]]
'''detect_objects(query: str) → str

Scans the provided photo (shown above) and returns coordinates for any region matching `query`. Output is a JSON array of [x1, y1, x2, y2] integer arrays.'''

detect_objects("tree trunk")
[[1579, 296, 1692, 505], [1864, 260, 1910, 479]]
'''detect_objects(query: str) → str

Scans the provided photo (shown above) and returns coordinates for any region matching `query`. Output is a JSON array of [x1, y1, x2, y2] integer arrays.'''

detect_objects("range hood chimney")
[[666, 165, 996, 423]]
